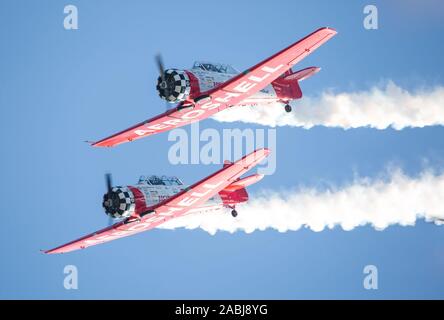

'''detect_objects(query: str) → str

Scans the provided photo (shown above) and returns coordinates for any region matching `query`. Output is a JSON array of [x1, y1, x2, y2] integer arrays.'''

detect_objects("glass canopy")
[[192, 61, 239, 74], [138, 175, 184, 186]]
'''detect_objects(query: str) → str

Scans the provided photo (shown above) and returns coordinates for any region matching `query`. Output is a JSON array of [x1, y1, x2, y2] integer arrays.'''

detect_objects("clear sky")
[[1, 0, 444, 299]]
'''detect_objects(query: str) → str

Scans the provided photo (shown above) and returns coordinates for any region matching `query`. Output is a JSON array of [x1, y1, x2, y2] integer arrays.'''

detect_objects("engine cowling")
[[102, 186, 136, 219], [156, 69, 191, 103]]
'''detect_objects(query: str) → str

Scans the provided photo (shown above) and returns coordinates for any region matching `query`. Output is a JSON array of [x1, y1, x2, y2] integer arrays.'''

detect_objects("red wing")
[[203, 27, 336, 107], [92, 106, 198, 147], [44, 148, 270, 254], [92, 28, 336, 147]]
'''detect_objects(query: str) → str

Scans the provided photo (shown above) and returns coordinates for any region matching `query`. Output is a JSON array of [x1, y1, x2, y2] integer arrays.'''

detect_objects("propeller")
[[155, 54, 165, 83], [155, 54, 172, 111], [104, 173, 115, 226], [105, 173, 112, 193]]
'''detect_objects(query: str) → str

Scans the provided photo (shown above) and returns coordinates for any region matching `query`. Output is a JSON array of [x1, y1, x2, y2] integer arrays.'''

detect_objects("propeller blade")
[[155, 54, 165, 82], [155, 54, 172, 111], [105, 173, 112, 193]]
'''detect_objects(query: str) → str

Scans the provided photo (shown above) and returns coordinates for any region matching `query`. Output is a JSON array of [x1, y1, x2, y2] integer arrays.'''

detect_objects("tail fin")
[[219, 187, 249, 205], [271, 66, 321, 100]]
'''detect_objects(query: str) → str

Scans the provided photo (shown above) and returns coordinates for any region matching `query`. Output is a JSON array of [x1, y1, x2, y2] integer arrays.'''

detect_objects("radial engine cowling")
[[102, 187, 136, 219], [156, 69, 191, 103]]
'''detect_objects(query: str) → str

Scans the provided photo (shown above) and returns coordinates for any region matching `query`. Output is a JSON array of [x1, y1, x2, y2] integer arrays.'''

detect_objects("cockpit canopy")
[[192, 61, 239, 74], [138, 175, 184, 186]]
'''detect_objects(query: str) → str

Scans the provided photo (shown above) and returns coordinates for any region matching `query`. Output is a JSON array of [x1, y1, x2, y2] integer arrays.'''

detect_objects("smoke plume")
[[213, 81, 444, 130], [159, 169, 444, 234]]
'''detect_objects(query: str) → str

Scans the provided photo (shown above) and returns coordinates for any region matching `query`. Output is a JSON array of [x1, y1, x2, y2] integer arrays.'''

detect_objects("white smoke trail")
[[159, 169, 444, 234], [212, 81, 444, 130]]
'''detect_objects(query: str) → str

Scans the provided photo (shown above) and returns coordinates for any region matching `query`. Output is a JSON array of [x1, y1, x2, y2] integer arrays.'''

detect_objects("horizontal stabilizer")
[[283, 66, 321, 81], [223, 174, 264, 192]]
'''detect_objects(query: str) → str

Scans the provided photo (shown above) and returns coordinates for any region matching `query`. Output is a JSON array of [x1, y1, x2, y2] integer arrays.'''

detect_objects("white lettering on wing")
[[135, 130, 151, 136], [215, 92, 241, 103], [233, 81, 257, 93], [262, 65, 284, 73], [177, 197, 199, 207], [181, 110, 205, 119], [159, 206, 183, 217]]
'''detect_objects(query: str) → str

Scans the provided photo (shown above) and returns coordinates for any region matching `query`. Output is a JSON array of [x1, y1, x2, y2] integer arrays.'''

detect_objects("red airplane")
[[92, 27, 337, 147], [45, 148, 270, 254]]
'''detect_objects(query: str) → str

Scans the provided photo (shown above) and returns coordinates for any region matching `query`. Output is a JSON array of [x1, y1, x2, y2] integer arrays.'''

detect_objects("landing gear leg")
[[284, 104, 292, 113]]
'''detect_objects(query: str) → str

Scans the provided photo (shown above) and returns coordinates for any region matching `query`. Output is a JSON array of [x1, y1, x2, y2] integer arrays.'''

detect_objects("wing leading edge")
[[92, 27, 337, 147], [45, 148, 270, 254]]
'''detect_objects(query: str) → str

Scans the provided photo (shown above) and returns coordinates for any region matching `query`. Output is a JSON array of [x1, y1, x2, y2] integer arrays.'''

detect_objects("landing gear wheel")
[[285, 104, 292, 113], [231, 209, 238, 218]]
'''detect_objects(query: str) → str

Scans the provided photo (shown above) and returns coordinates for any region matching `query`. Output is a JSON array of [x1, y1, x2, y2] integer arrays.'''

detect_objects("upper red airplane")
[[92, 27, 337, 147], [45, 148, 270, 254]]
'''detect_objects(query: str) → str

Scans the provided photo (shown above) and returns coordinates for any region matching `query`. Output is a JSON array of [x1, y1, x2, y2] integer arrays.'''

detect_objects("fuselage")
[[189, 68, 281, 106], [103, 175, 225, 220], [133, 178, 224, 210]]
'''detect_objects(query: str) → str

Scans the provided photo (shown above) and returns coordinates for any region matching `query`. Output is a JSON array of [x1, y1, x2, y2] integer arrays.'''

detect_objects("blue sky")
[[1, 0, 444, 299]]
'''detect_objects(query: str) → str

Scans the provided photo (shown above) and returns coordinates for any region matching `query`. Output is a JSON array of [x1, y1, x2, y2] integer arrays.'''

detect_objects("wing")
[[92, 105, 200, 147], [92, 27, 336, 147], [44, 148, 270, 254], [202, 27, 336, 107]]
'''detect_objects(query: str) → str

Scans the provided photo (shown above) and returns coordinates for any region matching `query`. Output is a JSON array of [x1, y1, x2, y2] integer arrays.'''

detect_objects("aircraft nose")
[[102, 187, 136, 219], [103, 197, 113, 208]]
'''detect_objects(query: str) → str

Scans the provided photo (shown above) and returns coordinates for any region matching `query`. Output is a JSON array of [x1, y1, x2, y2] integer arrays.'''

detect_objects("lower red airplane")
[[45, 148, 270, 254], [92, 27, 337, 147]]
